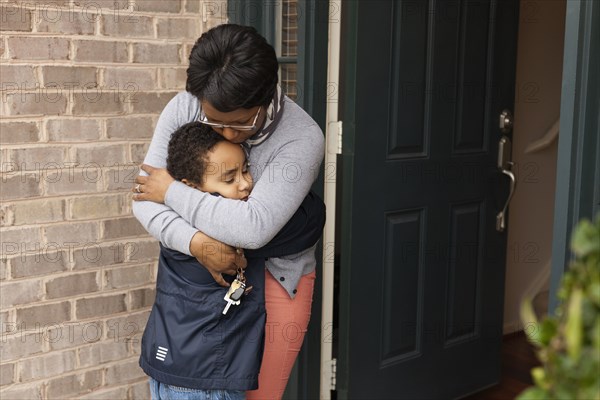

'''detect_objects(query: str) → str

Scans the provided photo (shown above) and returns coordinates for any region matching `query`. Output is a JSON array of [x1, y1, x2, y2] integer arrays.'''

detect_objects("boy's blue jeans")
[[149, 378, 246, 400]]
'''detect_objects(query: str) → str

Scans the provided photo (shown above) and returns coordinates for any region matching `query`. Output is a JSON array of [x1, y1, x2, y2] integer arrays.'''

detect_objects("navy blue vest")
[[139, 191, 325, 390]]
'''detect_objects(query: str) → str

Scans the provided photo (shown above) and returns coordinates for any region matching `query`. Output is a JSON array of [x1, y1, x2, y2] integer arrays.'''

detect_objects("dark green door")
[[338, 1, 520, 398]]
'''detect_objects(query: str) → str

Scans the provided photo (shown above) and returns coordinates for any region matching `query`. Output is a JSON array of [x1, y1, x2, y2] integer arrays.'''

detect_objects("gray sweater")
[[132, 91, 325, 297]]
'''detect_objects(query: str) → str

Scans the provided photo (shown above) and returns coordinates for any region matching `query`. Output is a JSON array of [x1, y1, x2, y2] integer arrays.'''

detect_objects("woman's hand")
[[189, 231, 247, 287], [132, 164, 175, 204]]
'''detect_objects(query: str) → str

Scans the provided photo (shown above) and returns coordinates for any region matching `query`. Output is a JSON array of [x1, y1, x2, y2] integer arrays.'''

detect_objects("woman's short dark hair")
[[186, 24, 279, 112], [167, 122, 225, 185]]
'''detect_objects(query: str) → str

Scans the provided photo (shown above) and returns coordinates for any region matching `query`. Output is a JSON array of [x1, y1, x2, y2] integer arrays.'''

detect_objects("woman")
[[132, 24, 325, 399]]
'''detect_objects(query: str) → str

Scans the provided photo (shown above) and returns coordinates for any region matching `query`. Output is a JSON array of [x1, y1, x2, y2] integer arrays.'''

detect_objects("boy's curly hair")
[[167, 122, 225, 185]]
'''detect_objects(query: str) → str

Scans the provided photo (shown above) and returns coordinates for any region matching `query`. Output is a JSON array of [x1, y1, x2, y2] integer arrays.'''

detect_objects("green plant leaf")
[[571, 218, 600, 258], [530, 367, 548, 389], [565, 288, 583, 359], [521, 299, 540, 345], [516, 386, 549, 400]]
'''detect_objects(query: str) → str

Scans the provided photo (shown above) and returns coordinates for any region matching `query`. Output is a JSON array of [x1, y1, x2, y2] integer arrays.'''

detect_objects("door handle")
[[496, 135, 515, 232]]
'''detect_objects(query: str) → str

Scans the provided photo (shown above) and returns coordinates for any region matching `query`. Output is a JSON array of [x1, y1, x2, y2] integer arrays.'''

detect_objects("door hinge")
[[327, 121, 343, 155], [324, 358, 337, 391]]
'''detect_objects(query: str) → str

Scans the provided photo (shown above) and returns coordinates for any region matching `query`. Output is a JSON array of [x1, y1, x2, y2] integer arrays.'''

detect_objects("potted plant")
[[518, 215, 600, 399]]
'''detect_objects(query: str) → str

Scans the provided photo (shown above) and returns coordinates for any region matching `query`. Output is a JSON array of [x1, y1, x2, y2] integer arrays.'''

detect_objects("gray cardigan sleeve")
[[131, 93, 199, 256]]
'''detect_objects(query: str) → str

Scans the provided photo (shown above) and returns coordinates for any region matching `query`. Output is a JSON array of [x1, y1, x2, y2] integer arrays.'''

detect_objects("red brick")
[[18, 350, 77, 382], [43, 221, 99, 245], [73, 143, 127, 165], [45, 369, 103, 399], [130, 379, 151, 399], [0, 382, 42, 399], [78, 340, 129, 367], [12, 198, 65, 225], [76, 293, 127, 319], [73, 39, 129, 63], [69, 192, 129, 220], [16, 301, 72, 328], [136, 0, 182, 13], [104, 263, 154, 289], [46, 271, 100, 299], [0, 258, 9, 280], [44, 166, 101, 196], [101, 216, 147, 240], [132, 43, 180, 64], [79, 385, 129, 400], [42, 66, 98, 87], [130, 142, 150, 164], [0, 121, 40, 144], [159, 67, 187, 90], [104, 164, 140, 191], [0, 332, 45, 362], [0, 174, 42, 200], [185, 0, 201, 13], [0, 310, 12, 332], [0, 65, 37, 87], [46, 118, 101, 142], [0, 6, 32, 32], [0, 362, 15, 386], [106, 116, 154, 139], [104, 67, 155, 91], [36, 9, 96, 35], [0, 226, 41, 245], [7, 37, 69, 60], [0, 279, 43, 308], [9, 146, 67, 169], [102, 14, 154, 37], [183, 42, 196, 60], [130, 91, 177, 114], [2, 92, 68, 116], [10, 251, 69, 278], [72, 242, 125, 270], [104, 359, 145, 385], [129, 287, 155, 310], [125, 240, 159, 263], [72, 91, 125, 115], [157, 17, 200, 39], [105, 310, 149, 341], [47, 321, 103, 350]]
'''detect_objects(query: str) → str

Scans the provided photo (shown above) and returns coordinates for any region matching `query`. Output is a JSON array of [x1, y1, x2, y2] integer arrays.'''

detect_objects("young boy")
[[140, 122, 325, 399]]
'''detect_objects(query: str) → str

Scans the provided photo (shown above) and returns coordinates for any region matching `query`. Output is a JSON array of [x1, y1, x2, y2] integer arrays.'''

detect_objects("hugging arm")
[[132, 94, 200, 256], [244, 190, 326, 259], [163, 125, 325, 249]]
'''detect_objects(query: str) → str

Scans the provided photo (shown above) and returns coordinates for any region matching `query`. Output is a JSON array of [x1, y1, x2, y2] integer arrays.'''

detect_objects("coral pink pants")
[[246, 269, 316, 400]]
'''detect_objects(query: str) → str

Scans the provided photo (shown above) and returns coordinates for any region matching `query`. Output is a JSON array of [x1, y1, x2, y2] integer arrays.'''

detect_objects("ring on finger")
[[135, 184, 142, 193]]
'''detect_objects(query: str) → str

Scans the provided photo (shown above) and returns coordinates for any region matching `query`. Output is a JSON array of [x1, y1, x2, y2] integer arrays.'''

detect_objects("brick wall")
[[0, 1, 227, 398]]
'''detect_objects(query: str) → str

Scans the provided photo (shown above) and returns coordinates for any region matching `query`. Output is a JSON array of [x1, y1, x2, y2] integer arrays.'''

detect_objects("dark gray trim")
[[550, 0, 600, 312], [337, 1, 358, 398]]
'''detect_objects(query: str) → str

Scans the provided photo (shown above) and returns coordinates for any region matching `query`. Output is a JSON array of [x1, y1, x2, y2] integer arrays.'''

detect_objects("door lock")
[[499, 109, 513, 134], [496, 110, 516, 232]]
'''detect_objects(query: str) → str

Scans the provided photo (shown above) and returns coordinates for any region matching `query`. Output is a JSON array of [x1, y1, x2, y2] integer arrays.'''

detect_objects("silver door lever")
[[496, 136, 516, 232]]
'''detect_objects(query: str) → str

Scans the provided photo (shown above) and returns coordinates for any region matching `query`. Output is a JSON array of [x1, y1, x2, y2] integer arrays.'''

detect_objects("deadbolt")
[[499, 109, 513, 134]]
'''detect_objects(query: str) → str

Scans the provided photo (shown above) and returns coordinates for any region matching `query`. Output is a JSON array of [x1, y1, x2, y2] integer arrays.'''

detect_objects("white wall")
[[503, 0, 566, 333]]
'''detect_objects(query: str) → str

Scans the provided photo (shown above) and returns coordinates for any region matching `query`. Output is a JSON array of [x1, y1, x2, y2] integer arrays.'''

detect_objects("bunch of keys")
[[222, 268, 253, 315]]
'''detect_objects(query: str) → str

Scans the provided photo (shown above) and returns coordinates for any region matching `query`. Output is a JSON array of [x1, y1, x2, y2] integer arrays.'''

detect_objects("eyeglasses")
[[198, 107, 261, 131]]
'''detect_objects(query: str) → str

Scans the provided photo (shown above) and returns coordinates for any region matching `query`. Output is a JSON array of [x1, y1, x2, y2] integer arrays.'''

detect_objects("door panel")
[[338, 0, 519, 398]]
